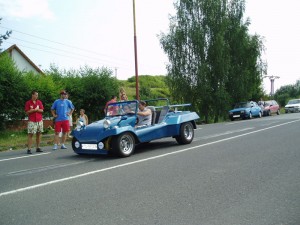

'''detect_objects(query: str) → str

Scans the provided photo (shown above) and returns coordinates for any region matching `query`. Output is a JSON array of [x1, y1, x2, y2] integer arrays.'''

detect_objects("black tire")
[[175, 122, 194, 145], [276, 110, 280, 115], [268, 110, 271, 116], [258, 111, 262, 118], [71, 137, 78, 150], [249, 112, 252, 119], [112, 132, 135, 157]]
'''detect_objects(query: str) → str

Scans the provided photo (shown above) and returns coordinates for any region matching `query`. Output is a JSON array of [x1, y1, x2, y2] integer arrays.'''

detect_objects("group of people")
[[104, 96, 152, 127], [25, 87, 152, 154], [24, 90, 88, 154]]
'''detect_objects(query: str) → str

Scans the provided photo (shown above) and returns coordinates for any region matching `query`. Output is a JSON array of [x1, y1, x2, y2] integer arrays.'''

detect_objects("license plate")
[[233, 115, 240, 118], [82, 144, 97, 150]]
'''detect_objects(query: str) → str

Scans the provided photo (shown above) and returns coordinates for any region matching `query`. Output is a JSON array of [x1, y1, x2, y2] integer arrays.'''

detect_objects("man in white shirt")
[[136, 101, 152, 126]]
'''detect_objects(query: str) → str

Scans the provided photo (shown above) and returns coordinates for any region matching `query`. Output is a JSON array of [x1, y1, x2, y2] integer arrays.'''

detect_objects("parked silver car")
[[285, 99, 300, 113]]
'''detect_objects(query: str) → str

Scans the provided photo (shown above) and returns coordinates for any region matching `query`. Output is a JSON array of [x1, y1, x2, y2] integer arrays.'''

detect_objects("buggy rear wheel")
[[175, 122, 194, 145]]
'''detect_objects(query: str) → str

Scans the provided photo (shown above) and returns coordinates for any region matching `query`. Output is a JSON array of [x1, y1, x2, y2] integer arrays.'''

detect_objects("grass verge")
[[0, 130, 70, 152]]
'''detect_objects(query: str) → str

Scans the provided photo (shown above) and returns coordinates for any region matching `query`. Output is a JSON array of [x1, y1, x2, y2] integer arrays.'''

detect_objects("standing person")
[[104, 95, 117, 115], [24, 90, 44, 154], [76, 109, 89, 126], [66, 93, 75, 138], [51, 90, 74, 150], [119, 87, 128, 101]]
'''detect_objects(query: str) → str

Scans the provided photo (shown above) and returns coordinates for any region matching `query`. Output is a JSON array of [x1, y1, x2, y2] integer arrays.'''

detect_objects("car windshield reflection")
[[106, 101, 137, 117], [288, 99, 300, 104], [234, 102, 250, 108]]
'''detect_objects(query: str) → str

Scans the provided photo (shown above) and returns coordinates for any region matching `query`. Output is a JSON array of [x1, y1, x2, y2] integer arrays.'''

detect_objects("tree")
[[48, 65, 120, 122], [274, 79, 300, 106], [23, 71, 57, 118], [160, 0, 265, 123], [0, 53, 28, 130], [0, 18, 12, 52]]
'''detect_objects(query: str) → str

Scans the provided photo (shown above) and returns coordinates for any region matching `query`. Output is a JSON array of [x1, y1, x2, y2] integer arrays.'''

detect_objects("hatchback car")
[[262, 100, 280, 116], [71, 98, 200, 157], [285, 99, 300, 113], [229, 101, 262, 121]]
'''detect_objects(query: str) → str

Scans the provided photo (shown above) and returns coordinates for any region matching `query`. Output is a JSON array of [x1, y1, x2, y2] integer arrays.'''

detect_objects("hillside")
[[118, 75, 170, 100]]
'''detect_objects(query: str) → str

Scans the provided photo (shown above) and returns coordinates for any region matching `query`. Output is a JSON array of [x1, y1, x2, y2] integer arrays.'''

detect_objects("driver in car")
[[136, 101, 152, 126]]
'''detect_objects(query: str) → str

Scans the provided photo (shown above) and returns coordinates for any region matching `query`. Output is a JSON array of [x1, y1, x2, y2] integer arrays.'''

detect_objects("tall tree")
[[160, 0, 265, 123], [0, 53, 28, 130], [0, 18, 12, 52]]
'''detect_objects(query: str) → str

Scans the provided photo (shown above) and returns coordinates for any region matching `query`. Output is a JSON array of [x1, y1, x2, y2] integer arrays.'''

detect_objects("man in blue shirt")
[[51, 90, 75, 150]]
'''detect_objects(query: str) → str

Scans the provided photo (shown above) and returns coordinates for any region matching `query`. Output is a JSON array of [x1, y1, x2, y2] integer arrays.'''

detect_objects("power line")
[[5, 40, 133, 72], [8, 37, 131, 67], [0, 25, 132, 63]]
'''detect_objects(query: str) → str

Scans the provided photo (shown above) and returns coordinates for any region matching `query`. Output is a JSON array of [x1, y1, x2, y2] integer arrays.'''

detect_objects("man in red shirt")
[[24, 90, 44, 154]]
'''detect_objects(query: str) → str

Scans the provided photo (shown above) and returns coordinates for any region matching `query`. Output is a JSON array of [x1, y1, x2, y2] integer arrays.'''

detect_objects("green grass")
[[0, 129, 57, 152]]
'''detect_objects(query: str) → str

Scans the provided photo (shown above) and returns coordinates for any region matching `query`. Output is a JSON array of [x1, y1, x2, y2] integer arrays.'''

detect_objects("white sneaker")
[[53, 144, 58, 150], [61, 144, 67, 149]]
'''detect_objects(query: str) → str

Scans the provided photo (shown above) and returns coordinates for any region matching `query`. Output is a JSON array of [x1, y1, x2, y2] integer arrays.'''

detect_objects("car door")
[[250, 102, 260, 116], [270, 100, 278, 113]]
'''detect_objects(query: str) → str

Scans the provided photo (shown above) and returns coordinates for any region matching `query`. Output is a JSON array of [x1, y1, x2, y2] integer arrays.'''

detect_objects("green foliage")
[[160, 0, 265, 123], [47, 65, 119, 121], [0, 53, 28, 130], [0, 18, 12, 52], [23, 72, 57, 118], [125, 75, 170, 100], [274, 80, 300, 106], [0, 54, 170, 131]]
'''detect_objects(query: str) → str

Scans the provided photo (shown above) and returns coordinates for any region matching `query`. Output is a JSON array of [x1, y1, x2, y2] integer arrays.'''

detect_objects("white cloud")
[[0, 0, 55, 20]]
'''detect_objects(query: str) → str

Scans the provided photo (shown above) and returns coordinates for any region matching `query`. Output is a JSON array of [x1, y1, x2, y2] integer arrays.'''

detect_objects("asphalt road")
[[0, 113, 300, 225]]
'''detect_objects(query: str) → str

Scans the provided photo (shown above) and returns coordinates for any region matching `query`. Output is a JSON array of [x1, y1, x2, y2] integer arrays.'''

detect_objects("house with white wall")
[[4, 44, 44, 74]]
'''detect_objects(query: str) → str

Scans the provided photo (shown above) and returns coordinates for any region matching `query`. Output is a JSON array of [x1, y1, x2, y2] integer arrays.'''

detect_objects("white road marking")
[[0, 152, 51, 162], [7, 160, 94, 176], [0, 119, 299, 197], [194, 128, 254, 140]]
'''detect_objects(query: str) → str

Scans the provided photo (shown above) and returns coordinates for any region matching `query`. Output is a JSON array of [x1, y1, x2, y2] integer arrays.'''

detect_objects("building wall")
[[10, 49, 39, 73]]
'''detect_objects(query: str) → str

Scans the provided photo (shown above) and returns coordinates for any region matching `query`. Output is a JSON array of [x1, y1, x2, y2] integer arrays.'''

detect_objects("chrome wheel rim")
[[120, 134, 134, 154], [184, 124, 193, 141]]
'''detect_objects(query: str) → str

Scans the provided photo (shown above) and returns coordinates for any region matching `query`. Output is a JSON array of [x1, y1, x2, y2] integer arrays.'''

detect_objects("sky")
[[1, 0, 300, 94]]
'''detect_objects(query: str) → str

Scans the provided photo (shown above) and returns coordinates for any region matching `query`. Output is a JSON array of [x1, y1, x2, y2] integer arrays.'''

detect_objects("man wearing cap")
[[51, 90, 75, 150]]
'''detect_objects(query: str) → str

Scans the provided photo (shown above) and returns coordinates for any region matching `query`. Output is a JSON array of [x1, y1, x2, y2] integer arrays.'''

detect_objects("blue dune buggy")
[[71, 98, 199, 157]]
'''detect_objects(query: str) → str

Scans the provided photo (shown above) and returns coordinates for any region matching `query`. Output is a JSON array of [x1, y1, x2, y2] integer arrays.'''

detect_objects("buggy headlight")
[[98, 142, 104, 149], [103, 119, 111, 129], [74, 141, 80, 148]]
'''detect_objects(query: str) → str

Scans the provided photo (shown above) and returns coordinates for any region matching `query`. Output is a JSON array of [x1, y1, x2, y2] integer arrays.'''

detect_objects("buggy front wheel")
[[112, 132, 135, 157]]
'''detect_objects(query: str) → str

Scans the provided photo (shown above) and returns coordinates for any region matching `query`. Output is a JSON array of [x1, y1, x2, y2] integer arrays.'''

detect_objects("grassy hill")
[[118, 75, 170, 100]]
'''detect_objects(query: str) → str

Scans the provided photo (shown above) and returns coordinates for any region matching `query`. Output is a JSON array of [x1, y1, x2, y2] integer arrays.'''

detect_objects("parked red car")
[[262, 100, 280, 116]]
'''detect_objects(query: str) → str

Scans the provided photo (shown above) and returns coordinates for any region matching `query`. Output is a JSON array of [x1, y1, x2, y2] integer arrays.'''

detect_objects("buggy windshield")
[[106, 101, 138, 117]]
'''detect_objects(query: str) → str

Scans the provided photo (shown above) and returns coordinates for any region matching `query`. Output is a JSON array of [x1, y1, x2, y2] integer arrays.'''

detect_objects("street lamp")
[[132, 0, 139, 100], [264, 75, 280, 96]]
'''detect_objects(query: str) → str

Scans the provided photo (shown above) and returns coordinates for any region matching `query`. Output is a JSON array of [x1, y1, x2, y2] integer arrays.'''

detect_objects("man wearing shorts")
[[51, 90, 74, 150], [25, 90, 44, 154]]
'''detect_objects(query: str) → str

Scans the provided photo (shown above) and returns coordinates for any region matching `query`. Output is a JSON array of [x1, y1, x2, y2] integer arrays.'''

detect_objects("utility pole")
[[114, 67, 118, 78], [264, 75, 280, 96], [132, 0, 139, 100]]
